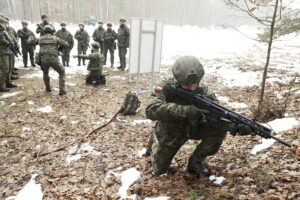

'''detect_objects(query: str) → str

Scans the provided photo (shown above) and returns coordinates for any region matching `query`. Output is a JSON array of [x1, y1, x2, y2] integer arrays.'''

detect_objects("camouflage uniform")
[[36, 22, 56, 36], [6, 25, 19, 84], [75, 43, 105, 85], [92, 26, 105, 53], [117, 23, 130, 70], [103, 26, 117, 67], [146, 77, 231, 175], [56, 26, 74, 66], [32, 26, 68, 95], [17, 23, 36, 67], [0, 23, 11, 91], [74, 27, 90, 65]]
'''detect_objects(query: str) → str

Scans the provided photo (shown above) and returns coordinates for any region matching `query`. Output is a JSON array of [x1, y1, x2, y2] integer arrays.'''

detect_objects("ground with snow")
[[0, 21, 299, 200]]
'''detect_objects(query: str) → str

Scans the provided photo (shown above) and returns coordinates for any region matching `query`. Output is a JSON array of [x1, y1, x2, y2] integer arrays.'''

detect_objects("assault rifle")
[[169, 85, 291, 147], [0, 32, 20, 57]]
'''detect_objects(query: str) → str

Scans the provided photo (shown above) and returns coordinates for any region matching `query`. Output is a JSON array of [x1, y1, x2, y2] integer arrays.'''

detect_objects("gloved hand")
[[185, 105, 209, 120], [229, 124, 254, 136]]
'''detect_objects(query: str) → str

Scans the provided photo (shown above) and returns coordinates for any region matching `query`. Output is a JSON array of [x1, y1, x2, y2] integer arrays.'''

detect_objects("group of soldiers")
[[0, 14, 130, 93]]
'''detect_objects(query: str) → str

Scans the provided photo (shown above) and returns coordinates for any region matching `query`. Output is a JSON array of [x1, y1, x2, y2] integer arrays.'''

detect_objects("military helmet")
[[21, 21, 28, 25], [0, 17, 8, 23], [91, 42, 100, 49], [41, 15, 48, 19], [98, 21, 103, 24], [107, 22, 112, 27], [44, 25, 54, 33], [119, 17, 126, 22], [172, 56, 205, 84], [60, 22, 66, 26]]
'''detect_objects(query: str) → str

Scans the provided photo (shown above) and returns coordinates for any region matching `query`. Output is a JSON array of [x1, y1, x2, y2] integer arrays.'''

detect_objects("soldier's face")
[[79, 25, 84, 30], [120, 21, 125, 25], [22, 24, 28, 29], [0, 22, 4, 27], [61, 26, 66, 29], [98, 24, 103, 28], [180, 83, 198, 91], [42, 18, 48, 23]]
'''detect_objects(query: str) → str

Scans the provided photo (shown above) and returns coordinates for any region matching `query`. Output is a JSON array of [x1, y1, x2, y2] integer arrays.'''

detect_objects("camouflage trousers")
[[151, 120, 230, 175], [118, 47, 127, 68], [22, 46, 35, 67], [86, 70, 105, 85], [61, 48, 71, 65], [77, 44, 88, 64], [103, 46, 114, 66], [0, 54, 9, 87], [40, 55, 66, 92], [6, 54, 15, 84]]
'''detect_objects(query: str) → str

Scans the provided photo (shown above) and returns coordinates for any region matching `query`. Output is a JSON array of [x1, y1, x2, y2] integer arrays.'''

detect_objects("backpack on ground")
[[121, 91, 141, 115]]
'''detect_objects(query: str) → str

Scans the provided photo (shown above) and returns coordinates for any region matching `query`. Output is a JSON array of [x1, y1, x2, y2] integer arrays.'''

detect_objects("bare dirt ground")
[[0, 59, 299, 200]]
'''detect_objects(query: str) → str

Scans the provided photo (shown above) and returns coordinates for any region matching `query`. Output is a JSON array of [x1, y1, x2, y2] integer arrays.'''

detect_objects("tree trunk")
[[255, 0, 279, 118]]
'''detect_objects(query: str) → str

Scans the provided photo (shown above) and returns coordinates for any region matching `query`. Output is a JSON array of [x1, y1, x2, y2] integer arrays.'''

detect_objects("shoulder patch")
[[155, 87, 163, 92]]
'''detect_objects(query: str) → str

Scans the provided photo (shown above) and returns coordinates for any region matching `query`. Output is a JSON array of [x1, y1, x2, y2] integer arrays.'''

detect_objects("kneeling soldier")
[[74, 42, 105, 85]]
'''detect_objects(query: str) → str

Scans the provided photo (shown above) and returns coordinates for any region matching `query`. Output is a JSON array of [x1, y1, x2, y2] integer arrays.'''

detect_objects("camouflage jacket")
[[0, 28, 12, 55], [145, 78, 217, 137], [117, 25, 130, 48], [77, 51, 104, 72], [17, 28, 36, 47], [55, 29, 74, 49], [103, 29, 117, 47], [92, 27, 105, 44], [32, 33, 68, 56], [6, 26, 18, 43], [74, 29, 90, 46], [36, 22, 56, 36]]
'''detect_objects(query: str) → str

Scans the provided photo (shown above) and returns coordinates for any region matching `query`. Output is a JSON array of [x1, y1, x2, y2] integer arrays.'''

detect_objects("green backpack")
[[121, 92, 141, 115]]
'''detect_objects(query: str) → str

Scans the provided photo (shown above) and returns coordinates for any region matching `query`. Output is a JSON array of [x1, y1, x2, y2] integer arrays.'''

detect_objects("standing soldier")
[[103, 23, 117, 68], [36, 15, 56, 37], [17, 21, 36, 68], [92, 21, 105, 53], [0, 17, 11, 92], [3, 16, 19, 86], [73, 42, 105, 85], [74, 23, 90, 66], [117, 18, 130, 71], [30, 25, 68, 95], [55, 22, 74, 66]]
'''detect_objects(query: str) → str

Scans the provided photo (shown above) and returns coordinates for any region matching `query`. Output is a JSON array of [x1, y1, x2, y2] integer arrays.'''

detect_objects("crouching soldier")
[[145, 56, 253, 176], [73, 42, 105, 85]]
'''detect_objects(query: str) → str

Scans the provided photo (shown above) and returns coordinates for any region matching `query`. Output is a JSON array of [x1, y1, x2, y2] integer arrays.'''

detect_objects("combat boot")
[[32, 64, 36, 67], [187, 158, 211, 177], [6, 82, 17, 88], [62, 60, 66, 66], [59, 90, 67, 95], [0, 86, 10, 92]]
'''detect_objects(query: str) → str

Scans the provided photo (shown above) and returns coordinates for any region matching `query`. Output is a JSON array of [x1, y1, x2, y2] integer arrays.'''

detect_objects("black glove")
[[230, 124, 255, 136], [185, 105, 209, 120]]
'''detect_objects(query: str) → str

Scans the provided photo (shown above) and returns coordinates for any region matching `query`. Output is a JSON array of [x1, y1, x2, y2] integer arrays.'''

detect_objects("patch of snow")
[[209, 175, 225, 185], [217, 96, 230, 102], [138, 148, 147, 158], [251, 118, 299, 155], [71, 120, 79, 125], [118, 168, 141, 200], [251, 138, 276, 155], [60, 115, 67, 120], [10, 102, 17, 107], [66, 142, 101, 163], [66, 82, 76, 86], [0, 91, 22, 99], [144, 197, 171, 200], [112, 76, 127, 80], [22, 127, 31, 132], [0, 101, 5, 105], [227, 102, 248, 109], [5, 174, 43, 200], [265, 117, 299, 133], [132, 119, 152, 125], [36, 106, 52, 113], [27, 101, 35, 105]]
